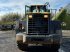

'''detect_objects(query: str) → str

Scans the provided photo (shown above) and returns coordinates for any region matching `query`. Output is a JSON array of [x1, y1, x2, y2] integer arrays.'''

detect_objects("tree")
[[21, 14, 26, 21], [1, 13, 21, 22]]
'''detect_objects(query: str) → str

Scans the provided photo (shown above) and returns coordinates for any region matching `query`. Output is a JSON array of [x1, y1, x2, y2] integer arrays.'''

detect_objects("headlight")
[[44, 15, 48, 18], [29, 15, 32, 19]]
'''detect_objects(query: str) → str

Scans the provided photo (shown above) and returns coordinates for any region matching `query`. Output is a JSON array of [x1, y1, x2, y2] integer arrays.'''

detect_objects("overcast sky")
[[0, 0, 70, 16]]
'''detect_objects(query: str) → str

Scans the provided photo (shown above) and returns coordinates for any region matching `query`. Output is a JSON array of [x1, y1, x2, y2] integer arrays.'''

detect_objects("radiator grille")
[[28, 14, 49, 35]]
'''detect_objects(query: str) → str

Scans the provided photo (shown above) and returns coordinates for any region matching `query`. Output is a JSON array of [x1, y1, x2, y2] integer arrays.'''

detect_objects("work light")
[[44, 15, 48, 18], [29, 15, 32, 18]]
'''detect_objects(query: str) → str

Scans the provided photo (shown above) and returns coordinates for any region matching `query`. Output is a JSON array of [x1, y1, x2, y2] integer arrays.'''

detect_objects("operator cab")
[[26, 5, 50, 13], [30, 5, 46, 13]]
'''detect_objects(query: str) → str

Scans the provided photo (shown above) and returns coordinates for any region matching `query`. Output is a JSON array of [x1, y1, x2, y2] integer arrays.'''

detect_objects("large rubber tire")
[[43, 44, 60, 52], [51, 44, 60, 51], [17, 43, 28, 51]]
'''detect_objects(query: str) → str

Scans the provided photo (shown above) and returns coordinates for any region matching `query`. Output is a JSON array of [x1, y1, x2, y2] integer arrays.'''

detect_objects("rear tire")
[[17, 43, 28, 51]]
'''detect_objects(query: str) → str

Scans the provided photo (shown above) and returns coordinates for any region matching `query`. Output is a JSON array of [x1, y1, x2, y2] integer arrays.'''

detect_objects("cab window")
[[30, 6, 46, 12]]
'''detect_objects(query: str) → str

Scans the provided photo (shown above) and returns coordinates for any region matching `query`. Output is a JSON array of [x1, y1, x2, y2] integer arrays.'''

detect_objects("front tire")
[[43, 44, 60, 51], [17, 43, 28, 51], [51, 44, 60, 51]]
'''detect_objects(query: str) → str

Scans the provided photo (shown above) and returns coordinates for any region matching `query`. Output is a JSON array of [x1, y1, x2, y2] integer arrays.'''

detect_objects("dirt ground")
[[0, 30, 70, 52]]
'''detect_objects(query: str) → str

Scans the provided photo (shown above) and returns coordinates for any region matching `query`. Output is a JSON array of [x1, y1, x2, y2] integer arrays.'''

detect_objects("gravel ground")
[[0, 30, 70, 52], [0, 30, 23, 52]]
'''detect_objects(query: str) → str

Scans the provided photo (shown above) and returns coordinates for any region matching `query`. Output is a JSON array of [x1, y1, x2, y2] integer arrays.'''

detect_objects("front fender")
[[16, 35, 23, 43], [16, 33, 26, 43]]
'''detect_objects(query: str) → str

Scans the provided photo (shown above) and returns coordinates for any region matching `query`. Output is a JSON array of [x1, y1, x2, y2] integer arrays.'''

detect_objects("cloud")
[[0, 0, 22, 3], [0, 0, 10, 3], [0, 0, 70, 16]]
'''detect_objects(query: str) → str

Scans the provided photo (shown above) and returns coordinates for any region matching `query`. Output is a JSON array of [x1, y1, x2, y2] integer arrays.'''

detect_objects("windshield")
[[31, 6, 46, 13]]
